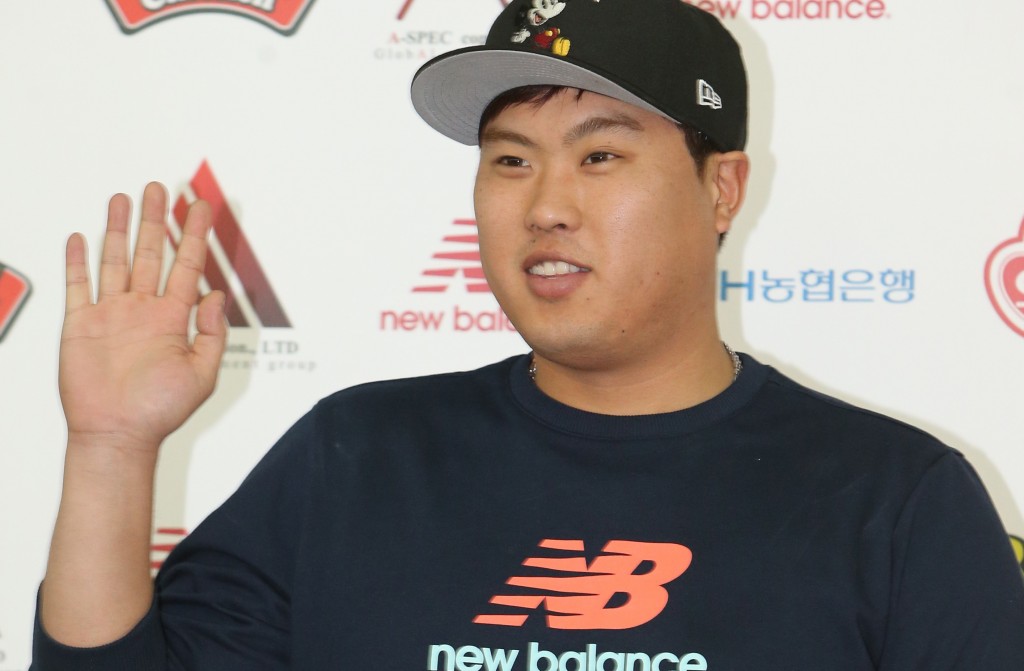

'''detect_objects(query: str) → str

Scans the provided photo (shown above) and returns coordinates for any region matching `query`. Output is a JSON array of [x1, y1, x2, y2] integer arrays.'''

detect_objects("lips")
[[521, 254, 591, 300]]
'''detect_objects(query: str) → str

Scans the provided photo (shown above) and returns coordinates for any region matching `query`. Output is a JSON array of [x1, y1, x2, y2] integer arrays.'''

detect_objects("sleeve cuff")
[[31, 585, 166, 671]]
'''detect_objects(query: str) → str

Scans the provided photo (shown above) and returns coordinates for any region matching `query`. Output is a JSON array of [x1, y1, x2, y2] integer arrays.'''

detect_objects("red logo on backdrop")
[[167, 161, 291, 328], [413, 219, 491, 293], [396, 0, 508, 20], [105, 0, 316, 35], [151, 527, 188, 571], [984, 216, 1024, 337], [0, 263, 31, 343]]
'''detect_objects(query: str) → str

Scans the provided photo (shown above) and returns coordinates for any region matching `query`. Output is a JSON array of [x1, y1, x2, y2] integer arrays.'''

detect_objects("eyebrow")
[[479, 127, 536, 149], [479, 113, 646, 150], [562, 113, 645, 145]]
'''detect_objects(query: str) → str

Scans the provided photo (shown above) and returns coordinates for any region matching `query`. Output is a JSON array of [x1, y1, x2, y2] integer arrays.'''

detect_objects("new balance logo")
[[167, 161, 291, 328], [105, 0, 316, 35], [697, 79, 722, 110], [151, 527, 188, 573], [413, 219, 491, 293], [475, 539, 692, 630], [0, 263, 31, 343]]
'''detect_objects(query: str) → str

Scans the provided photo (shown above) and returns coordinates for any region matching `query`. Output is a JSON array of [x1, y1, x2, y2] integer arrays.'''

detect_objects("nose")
[[524, 166, 582, 233]]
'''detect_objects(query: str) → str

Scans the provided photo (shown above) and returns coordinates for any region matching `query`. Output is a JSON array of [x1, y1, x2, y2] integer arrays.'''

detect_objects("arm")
[[39, 183, 226, 648]]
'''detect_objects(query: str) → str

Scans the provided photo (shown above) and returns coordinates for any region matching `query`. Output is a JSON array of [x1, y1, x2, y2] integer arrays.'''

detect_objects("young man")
[[33, 1, 1024, 669]]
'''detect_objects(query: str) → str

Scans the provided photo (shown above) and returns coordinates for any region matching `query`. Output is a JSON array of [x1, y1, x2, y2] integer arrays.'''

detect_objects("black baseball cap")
[[411, 0, 748, 150]]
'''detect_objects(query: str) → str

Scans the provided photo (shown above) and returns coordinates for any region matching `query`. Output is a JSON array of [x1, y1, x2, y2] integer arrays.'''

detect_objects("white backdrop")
[[2, 1, 1023, 668]]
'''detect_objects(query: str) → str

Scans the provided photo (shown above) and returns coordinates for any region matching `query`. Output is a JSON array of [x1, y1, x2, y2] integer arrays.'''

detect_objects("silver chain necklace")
[[528, 343, 742, 383]]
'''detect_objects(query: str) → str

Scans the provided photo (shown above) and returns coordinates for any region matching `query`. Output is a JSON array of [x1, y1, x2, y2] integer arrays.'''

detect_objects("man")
[[32, 1, 1024, 669]]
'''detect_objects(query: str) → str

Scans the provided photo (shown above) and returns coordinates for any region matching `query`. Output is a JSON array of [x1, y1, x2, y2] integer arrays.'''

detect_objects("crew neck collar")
[[507, 352, 768, 441]]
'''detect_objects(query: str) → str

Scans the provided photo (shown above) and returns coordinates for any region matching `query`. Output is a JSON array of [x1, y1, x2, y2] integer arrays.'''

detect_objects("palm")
[[60, 184, 226, 449]]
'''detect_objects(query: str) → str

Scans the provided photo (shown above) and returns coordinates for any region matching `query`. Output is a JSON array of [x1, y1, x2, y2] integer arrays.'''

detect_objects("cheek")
[[598, 182, 713, 285], [473, 207, 519, 287], [473, 171, 513, 222]]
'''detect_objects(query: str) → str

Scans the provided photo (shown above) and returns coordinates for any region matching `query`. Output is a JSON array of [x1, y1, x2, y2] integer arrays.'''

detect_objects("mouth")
[[527, 261, 589, 277]]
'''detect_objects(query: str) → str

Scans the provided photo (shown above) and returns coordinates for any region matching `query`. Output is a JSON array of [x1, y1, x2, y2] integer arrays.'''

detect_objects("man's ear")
[[710, 151, 750, 236]]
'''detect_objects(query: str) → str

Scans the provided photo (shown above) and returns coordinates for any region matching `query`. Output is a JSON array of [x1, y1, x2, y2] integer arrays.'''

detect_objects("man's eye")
[[497, 156, 529, 168], [583, 152, 616, 165]]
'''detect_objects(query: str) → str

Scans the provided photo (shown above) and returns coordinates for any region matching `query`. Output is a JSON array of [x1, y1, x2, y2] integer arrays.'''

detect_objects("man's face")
[[474, 89, 738, 372]]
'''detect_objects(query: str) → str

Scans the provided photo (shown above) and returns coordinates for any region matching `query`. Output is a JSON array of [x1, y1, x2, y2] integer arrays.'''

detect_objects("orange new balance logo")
[[475, 539, 692, 630]]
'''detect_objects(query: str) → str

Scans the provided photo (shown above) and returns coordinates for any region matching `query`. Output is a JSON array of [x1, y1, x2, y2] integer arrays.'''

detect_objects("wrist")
[[65, 430, 162, 467]]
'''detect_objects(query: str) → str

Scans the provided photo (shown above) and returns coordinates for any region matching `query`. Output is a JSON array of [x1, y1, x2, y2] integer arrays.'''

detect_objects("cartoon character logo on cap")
[[510, 0, 599, 57]]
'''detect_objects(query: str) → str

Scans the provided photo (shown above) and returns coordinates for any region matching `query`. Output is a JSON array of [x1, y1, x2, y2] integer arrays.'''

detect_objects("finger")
[[129, 182, 170, 295], [65, 233, 93, 314], [165, 199, 212, 309], [192, 290, 227, 387], [97, 193, 131, 297]]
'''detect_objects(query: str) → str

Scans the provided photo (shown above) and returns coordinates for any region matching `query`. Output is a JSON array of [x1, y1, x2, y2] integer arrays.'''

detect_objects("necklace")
[[528, 343, 742, 383], [723, 342, 743, 380]]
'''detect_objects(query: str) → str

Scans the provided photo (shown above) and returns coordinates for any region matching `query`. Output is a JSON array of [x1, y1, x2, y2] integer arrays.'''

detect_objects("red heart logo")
[[985, 217, 1024, 337]]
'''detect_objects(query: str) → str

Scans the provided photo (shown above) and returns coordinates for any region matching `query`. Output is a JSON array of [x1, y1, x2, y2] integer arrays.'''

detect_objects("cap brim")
[[411, 48, 673, 146]]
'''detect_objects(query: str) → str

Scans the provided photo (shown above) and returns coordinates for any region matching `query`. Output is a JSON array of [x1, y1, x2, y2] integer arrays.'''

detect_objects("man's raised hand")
[[59, 182, 227, 453]]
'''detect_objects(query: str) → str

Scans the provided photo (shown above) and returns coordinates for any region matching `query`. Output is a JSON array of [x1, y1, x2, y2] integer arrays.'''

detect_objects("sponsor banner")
[[0, 263, 31, 343], [151, 528, 189, 572], [380, 218, 518, 334], [105, 0, 317, 35], [719, 268, 915, 303], [169, 161, 291, 329], [985, 216, 1024, 337], [167, 161, 317, 373], [377, 0, 892, 63], [412, 219, 491, 294], [396, 0, 508, 22], [375, 0, 500, 61], [685, 0, 889, 21]]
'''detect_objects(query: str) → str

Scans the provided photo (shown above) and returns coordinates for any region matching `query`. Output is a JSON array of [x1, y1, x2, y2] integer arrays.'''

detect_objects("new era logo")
[[105, 0, 316, 35], [0, 263, 31, 343], [697, 79, 722, 110], [475, 539, 692, 630], [413, 219, 491, 293], [167, 161, 291, 328]]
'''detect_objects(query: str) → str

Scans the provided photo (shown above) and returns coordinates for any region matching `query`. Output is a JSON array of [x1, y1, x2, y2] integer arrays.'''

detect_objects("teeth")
[[528, 261, 584, 277]]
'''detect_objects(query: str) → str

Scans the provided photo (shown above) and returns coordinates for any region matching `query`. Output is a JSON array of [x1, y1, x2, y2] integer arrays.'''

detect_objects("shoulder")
[[317, 355, 519, 414], [741, 358, 958, 481], [291, 355, 524, 446]]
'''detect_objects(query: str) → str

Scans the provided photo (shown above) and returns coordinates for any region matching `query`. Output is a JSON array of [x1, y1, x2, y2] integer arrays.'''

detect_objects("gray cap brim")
[[411, 48, 674, 147]]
